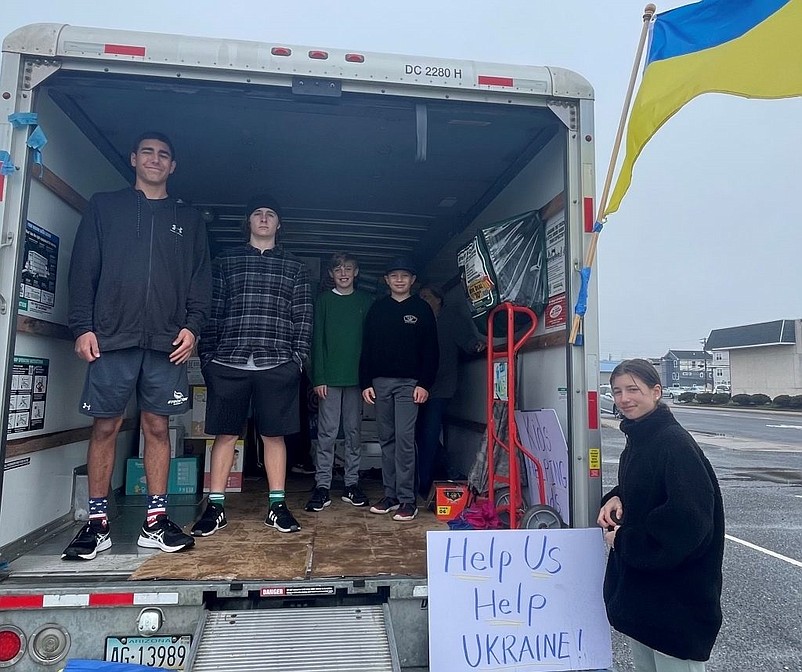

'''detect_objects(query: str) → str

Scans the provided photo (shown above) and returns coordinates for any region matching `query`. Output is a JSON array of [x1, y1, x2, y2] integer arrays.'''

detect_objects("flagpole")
[[568, 3, 656, 346]]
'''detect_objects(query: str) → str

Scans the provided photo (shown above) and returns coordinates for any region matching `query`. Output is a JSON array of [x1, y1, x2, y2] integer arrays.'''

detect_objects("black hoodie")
[[601, 403, 724, 661], [68, 187, 212, 353]]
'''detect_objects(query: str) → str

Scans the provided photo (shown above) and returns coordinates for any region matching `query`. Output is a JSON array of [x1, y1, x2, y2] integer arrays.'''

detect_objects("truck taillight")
[[271, 47, 291, 56], [345, 53, 365, 63], [308, 50, 329, 60], [30, 624, 70, 665], [0, 626, 25, 667]]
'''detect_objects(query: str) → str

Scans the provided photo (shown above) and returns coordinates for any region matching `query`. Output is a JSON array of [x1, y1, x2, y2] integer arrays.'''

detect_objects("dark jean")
[[415, 396, 450, 498]]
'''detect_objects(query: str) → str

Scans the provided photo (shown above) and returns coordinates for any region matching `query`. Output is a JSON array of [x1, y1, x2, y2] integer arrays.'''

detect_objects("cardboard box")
[[186, 357, 204, 386], [190, 386, 211, 437], [432, 481, 471, 521], [203, 439, 244, 493], [138, 425, 185, 458], [125, 456, 200, 495]]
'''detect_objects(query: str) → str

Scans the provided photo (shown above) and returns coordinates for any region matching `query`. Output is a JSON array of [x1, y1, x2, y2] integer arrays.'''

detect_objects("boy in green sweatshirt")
[[305, 252, 374, 512]]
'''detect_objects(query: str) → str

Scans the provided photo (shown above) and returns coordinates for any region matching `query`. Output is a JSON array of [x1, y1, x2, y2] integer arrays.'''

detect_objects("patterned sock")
[[146, 494, 168, 526], [269, 490, 285, 508], [209, 492, 225, 507], [88, 497, 109, 528]]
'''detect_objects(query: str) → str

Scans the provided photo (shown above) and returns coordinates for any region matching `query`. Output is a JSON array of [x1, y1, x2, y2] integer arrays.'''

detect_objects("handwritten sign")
[[515, 409, 570, 525], [427, 529, 612, 672]]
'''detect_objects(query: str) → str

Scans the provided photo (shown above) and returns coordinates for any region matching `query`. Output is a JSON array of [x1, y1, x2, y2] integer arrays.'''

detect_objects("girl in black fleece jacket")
[[598, 359, 724, 671]]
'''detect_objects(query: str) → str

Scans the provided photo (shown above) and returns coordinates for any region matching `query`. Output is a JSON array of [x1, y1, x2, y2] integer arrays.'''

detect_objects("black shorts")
[[79, 347, 189, 417], [203, 361, 301, 437]]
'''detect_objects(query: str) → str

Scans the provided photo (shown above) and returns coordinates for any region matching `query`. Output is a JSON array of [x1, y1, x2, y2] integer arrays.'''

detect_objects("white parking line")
[[725, 534, 802, 568]]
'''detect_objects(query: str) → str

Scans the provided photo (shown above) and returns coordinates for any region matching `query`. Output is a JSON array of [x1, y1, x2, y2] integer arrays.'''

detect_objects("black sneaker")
[[369, 497, 400, 514], [304, 487, 331, 512], [191, 502, 228, 537], [61, 520, 112, 561], [393, 503, 419, 521], [265, 501, 301, 533], [137, 515, 195, 552], [342, 484, 369, 507]]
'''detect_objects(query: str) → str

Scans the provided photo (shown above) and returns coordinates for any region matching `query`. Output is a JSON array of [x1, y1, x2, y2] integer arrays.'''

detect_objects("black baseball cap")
[[385, 256, 416, 275]]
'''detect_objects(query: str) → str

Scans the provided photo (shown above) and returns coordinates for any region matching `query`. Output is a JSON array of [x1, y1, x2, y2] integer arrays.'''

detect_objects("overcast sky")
[[3, 1, 800, 360]]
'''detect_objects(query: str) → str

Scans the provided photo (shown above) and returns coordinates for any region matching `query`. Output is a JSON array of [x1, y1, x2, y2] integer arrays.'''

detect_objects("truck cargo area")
[[0, 25, 601, 669], [6, 478, 440, 582]]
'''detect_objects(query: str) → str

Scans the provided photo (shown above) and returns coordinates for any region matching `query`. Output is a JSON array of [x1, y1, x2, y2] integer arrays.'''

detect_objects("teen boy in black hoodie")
[[63, 132, 211, 561]]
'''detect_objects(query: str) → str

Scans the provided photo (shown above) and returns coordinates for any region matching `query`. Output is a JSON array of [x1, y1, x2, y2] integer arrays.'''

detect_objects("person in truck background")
[[193, 194, 312, 536], [64, 131, 211, 561]]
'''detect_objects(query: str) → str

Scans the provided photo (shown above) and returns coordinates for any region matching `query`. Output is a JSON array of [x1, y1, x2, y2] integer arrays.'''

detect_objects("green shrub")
[[710, 393, 730, 405], [789, 395, 802, 409], [695, 392, 713, 404], [750, 393, 771, 406], [773, 395, 792, 408], [677, 392, 695, 403], [731, 394, 752, 406]]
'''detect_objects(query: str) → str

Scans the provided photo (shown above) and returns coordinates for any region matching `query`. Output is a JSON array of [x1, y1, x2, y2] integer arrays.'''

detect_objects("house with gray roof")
[[660, 350, 713, 390], [705, 319, 801, 397]]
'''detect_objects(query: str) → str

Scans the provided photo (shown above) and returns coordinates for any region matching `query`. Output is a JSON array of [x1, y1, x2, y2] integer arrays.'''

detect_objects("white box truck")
[[0, 24, 603, 670]]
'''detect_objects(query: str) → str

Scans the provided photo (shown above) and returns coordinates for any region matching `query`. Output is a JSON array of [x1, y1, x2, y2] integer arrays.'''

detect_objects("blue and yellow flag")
[[605, 0, 802, 216]]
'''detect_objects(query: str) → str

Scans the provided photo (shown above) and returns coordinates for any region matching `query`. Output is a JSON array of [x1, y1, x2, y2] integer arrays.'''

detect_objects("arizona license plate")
[[105, 635, 191, 669]]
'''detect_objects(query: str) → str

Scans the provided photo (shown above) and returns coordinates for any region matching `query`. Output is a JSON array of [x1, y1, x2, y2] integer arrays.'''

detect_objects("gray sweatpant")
[[314, 386, 363, 489], [373, 377, 418, 504]]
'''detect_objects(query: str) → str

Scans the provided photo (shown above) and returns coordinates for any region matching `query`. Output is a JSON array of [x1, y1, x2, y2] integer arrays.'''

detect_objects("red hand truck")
[[485, 302, 563, 530]]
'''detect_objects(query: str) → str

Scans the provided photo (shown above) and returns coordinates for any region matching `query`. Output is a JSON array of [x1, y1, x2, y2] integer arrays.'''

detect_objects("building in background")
[[599, 359, 621, 386], [660, 350, 713, 389], [705, 319, 801, 397], [710, 350, 730, 388]]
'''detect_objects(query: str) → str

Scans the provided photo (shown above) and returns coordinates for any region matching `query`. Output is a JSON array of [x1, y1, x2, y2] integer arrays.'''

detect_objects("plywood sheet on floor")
[[129, 480, 448, 581]]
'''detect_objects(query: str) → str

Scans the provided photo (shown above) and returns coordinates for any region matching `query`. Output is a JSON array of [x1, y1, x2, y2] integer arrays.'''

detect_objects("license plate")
[[105, 635, 191, 670]]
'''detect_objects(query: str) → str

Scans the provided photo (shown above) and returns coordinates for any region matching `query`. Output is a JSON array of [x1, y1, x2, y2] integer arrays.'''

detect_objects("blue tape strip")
[[593, 220, 604, 233], [26, 126, 47, 165], [0, 150, 15, 175], [8, 112, 38, 128], [574, 267, 592, 317]]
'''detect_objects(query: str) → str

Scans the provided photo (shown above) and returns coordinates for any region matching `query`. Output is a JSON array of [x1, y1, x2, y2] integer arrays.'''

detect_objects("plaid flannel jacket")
[[198, 244, 312, 369]]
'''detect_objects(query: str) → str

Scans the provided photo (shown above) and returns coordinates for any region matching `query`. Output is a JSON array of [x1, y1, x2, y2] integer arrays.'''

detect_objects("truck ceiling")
[[41, 71, 562, 277], [5, 24, 591, 279]]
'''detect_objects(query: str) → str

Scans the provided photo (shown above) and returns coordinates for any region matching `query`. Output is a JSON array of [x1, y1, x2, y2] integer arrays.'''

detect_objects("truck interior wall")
[[438, 132, 570, 475], [426, 133, 566, 284], [1, 90, 131, 548]]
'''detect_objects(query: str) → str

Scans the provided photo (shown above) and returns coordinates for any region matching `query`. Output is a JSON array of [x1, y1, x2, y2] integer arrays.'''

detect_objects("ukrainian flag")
[[605, 0, 802, 216]]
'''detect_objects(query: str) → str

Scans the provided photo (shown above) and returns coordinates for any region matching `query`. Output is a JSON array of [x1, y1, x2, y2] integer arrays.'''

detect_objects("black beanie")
[[245, 194, 283, 221]]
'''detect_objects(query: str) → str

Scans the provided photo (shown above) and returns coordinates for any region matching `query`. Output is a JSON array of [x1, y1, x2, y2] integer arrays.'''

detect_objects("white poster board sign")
[[515, 409, 570, 526], [427, 529, 611, 672]]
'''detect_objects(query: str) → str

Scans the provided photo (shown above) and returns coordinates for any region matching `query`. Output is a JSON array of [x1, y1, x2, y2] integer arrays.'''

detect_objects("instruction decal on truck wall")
[[19, 221, 59, 317], [544, 215, 567, 331], [8, 356, 49, 433]]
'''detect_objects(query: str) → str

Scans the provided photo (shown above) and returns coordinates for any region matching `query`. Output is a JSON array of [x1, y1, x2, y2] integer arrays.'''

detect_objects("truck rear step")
[[189, 605, 400, 671]]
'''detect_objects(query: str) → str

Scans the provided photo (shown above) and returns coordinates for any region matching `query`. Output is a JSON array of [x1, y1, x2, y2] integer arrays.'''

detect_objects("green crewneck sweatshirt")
[[311, 289, 374, 387]]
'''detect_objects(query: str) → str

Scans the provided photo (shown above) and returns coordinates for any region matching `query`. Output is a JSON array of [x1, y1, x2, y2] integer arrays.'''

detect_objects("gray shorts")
[[79, 347, 189, 417]]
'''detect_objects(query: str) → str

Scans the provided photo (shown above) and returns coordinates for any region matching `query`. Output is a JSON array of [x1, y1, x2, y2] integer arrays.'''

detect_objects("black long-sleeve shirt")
[[68, 187, 211, 353], [359, 295, 438, 390]]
